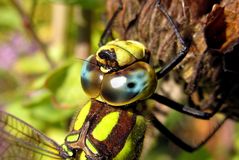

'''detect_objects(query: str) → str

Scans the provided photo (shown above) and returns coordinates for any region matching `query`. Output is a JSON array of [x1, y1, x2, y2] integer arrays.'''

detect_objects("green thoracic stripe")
[[92, 111, 120, 141], [86, 139, 98, 154], [74, 101, 91, 130], [113, 115, 146, 160]]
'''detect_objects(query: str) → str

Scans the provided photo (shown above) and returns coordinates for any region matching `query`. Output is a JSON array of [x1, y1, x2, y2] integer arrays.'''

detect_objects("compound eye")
[[101, 62, 157, 106], [81, 55, 103, 98]]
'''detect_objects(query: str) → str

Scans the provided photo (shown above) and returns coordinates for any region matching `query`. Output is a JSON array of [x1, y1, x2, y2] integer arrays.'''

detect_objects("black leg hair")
[[151, 114, 228, 152], [155, 0, 191, 79], [99, 0, 123, 47]]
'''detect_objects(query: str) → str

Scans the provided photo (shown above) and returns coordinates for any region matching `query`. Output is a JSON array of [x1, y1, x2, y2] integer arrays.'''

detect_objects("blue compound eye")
[[81, 55, 103, 98], [101, 62, 157, 106]]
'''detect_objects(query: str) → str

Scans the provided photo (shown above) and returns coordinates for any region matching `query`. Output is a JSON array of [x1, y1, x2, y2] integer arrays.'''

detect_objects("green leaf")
[[0, 69, 19, 103], [23, 90, 74, 125], [0, 7, 21, 32], [14, 53, 50, 74], [45, 60, 89, 108], [6, 101, 46, 130], [6, 90, 74, 131], [45, 62, 70, 93], [0, 69, 18, 94]]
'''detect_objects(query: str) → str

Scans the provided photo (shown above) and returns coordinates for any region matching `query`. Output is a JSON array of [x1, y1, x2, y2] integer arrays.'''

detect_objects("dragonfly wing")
[[0, 111, 66, 160]]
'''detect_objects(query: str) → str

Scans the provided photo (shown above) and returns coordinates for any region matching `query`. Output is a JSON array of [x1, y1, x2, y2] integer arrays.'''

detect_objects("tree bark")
[[106, 0, 239, 119]]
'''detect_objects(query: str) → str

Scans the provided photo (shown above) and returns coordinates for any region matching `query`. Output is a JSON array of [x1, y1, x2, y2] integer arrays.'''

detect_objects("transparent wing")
[[0, 111, 66, 160]]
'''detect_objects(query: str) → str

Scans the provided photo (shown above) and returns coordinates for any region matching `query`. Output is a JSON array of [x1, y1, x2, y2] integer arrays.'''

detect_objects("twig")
[[30, 0, 37, 20], [10, 0, 55, 68]]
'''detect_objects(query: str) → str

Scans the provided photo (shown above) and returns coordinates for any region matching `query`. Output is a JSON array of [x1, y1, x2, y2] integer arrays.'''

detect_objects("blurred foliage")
[[51, 0, 105, 9], [0, 0, 239, 160], [0, 0, 104, 142]]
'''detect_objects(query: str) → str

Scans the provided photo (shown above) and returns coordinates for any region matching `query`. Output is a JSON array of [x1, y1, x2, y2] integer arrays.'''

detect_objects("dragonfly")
[[0, 0, 229, 159]]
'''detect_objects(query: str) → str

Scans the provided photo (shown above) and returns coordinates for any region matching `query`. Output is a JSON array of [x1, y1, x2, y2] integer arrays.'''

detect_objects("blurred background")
[[0, 0, 239, 160], [0, 0, 104, 151]]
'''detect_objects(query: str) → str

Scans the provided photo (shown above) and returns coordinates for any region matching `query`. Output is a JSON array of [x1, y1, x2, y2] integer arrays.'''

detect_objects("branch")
[[10, 0, 55, 68]]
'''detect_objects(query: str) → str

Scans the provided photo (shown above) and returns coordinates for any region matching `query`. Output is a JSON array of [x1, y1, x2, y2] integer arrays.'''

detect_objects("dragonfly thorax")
[[65, 99, 147, 160], [81, 40, 157, 106]]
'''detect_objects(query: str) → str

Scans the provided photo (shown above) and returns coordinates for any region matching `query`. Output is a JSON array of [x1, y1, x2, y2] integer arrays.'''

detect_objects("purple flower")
[[0, 33, 38, 69], [12, 34, 38, 55], [0, 44, 17, 69]]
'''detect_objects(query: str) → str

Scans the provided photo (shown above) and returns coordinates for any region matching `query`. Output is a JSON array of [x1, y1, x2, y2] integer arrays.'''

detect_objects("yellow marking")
[[74, 101, 91, 130], [62, 144, 74, 157], [92, 112, 120, 141], [95, 96, 105, 103], [100, 66, 111, 73], [79, 151, 87, 160], [86, 139, 98, 154], [113, 40, 146, 59], [66, 134, 79, 143], [114, 115, 146, 160]]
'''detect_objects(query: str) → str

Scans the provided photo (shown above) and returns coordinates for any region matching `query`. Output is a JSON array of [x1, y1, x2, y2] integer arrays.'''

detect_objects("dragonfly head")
[[81, 40, 157, 106]]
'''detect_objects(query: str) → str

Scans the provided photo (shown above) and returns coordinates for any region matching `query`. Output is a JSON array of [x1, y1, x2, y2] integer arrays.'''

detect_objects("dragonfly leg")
[[155, 0, 191, 79], [79, 121, 109, 160], [78, 121, 99, 158], [99, 0, 123, 47], [150, 92, 226, 119], [151, 114, 228, 152]]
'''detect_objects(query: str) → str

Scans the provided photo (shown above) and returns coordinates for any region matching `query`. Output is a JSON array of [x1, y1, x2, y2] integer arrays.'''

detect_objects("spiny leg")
[[99, 0, 123, 47], [155, 0, 191, 79], [151, 114, 228, 152], [151, 94, 217, 119], [152, 1, 219, 121], [150, 85, 227, 119]]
